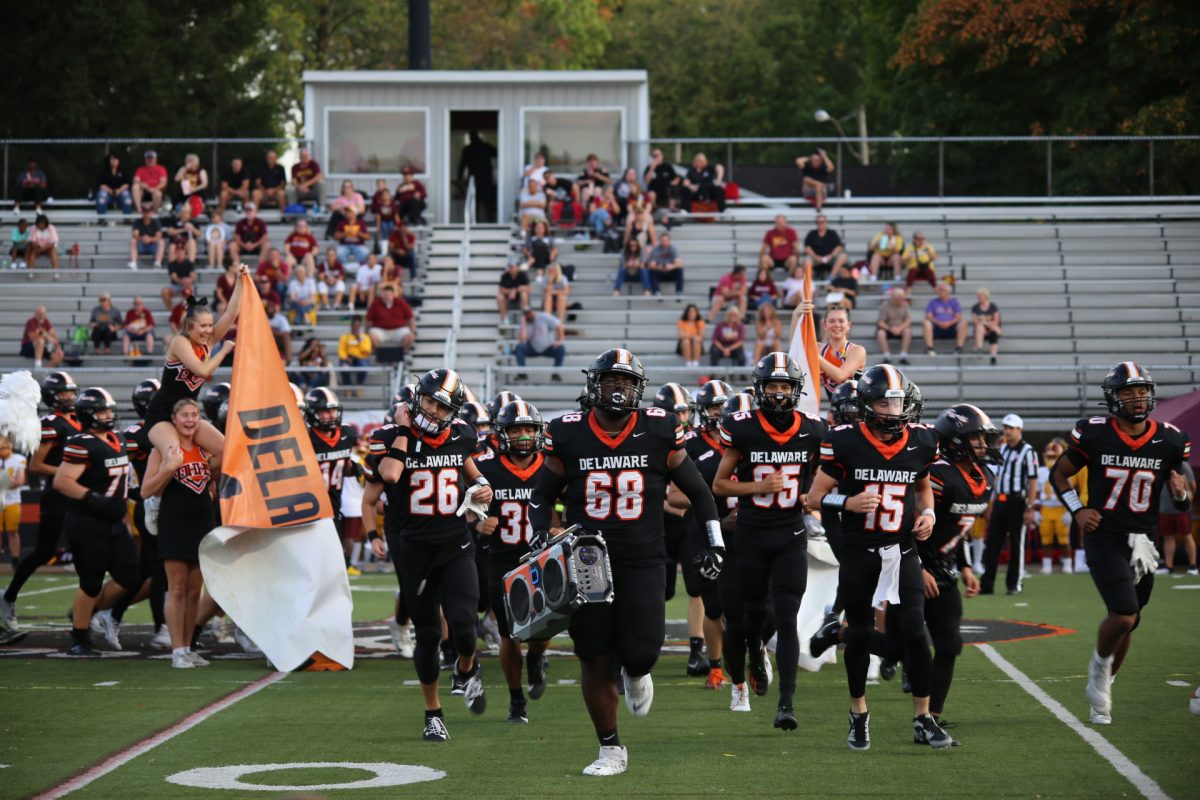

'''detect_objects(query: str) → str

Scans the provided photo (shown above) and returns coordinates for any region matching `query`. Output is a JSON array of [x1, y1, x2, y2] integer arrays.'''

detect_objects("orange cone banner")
[[218, 273, 333, 527]]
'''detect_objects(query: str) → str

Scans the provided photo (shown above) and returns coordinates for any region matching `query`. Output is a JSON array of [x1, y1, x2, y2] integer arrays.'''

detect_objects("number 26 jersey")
[[382, 419, 477, 545]]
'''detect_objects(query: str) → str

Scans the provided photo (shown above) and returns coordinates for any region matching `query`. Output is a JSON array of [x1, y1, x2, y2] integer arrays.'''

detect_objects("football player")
[[369, 369, 494, 742], [201, 382, 231, 429], [458, 401, 491, 441], [363, 399, 414, 658], [1051, 362, 1191, 725], [529, 348, 725, 776], [714, 354, 827, 730], [473, 399, 552, 723], [305, 387, 359, 573], [808, 363, 952, 750], [53, 388, 140, 656], [1, 372, 81, 630]]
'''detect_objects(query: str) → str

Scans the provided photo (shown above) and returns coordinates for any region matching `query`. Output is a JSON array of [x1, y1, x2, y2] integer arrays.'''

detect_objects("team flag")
[[787, 262, 823, 418]]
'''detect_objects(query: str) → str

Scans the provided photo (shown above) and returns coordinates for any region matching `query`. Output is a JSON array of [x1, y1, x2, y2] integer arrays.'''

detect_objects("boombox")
[[503, 525, 614, 643]]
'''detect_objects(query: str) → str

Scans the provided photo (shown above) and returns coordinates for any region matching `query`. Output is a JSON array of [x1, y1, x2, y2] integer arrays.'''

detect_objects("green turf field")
[[3, 570, 1199, 799]]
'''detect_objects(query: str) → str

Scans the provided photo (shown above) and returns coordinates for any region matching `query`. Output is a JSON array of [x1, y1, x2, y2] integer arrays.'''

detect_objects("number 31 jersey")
[[473, 450, 545, 559], [381, 419, 478, 545], [719, 409, 827, 531], [1064, 416, 1190, 536], [819, 422, 939, 548], [544, 408, 682, 564]]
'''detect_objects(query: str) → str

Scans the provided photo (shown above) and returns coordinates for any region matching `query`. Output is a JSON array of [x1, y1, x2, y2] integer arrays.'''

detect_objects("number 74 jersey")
[[1064, 416, 1190, 536]]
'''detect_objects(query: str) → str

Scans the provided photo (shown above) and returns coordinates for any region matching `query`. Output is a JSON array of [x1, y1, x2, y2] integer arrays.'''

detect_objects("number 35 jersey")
[[473, 450, 545, 559], [382, 419, 477, 545], [1064, 416, 1190, 537], [719, 409, 827, 531], [819, 423, 939, 548], [544, 408, 682, 564]]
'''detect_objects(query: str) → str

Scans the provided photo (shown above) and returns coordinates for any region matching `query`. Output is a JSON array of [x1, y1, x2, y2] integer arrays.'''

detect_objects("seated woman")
[[903, 231, 938, 292], [294, 337, 330, 389], [749, 265, 779, 309], [287, 264, 318, 325], [613, 239, 651, 295], [677, 303, 705, 368], [523, 220, 557, 279], [386, 220, 417, 280], [753, 303, 782, 363], [26, 215, 60, 278], [971, 288, 1003, 365], [710, 307, 746, 367], [587, 186, 620, 237], [867, 222, 905, 281], [542, 262, 570, 322]]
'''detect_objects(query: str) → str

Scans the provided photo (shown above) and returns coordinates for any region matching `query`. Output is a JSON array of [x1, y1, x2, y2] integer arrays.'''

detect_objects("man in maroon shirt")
[[132, 150, 169, 211], [20, 305, 63, 368], [230, 203, 271, 263], [365, 284, 415, 350], [395, 166, 427, 225], [758, 214, 799, 275], [291, 147, 323, 206]]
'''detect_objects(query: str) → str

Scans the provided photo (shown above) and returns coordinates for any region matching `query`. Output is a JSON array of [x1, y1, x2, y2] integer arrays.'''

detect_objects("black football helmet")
[[288, 382, 308, 411], [201, 382, 230, 425], [751, 352, 805, 414], [720, 391, 758, 419], [830, 380, 859, 426], [485, 391, 522, 424], [907, 381, 925, 424], [217, 400, 229, 433], [459, 401, 490, 435], [494, 400, 546, 456], [75, 387, 118, 432], [411, 368, 467, 434], [1102, 361, 1156, 423], [694, 380, 734, 431], [584, 348, 647, 414], [131, 378, 160, 418], [304, 387, 342, 432], [856, 363, 913, 435], [934, 403, 1001, 464], [40, 371, 77, 412], [393, 383, 418, 408], [652, 382, 694, 428]]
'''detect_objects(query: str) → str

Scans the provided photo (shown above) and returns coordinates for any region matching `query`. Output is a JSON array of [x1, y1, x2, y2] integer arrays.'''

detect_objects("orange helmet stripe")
[[1124, 361, 1140, 379], [441, 369, 460, 394], [881, 364, 901, 391]]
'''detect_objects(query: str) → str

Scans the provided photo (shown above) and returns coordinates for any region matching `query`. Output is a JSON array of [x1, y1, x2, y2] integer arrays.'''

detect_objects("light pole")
[[815, 106, 869, 166]]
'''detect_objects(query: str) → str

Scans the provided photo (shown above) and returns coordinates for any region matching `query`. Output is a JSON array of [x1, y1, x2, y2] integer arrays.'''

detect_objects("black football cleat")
[[847, 710, 870, 751], [65, 641, 101, 658], [462, 663, 486, 715], [809, 612, 841, 658], [450, 670, 466, 696], [686, 650, 708, 677], [527, 653, 548, 700], [773, 704, 798, 731], [913, 714, 954, 749], [507, 700, 529, 724], [747, 654, 770, 697], [901, 669, 912, 694], [422, 715, 449, 742], [879, 659, 897, 681]]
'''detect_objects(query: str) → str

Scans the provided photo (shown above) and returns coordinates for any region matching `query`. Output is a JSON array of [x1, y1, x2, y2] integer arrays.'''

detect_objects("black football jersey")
[[380, 419, 477, 545], [40, 411, 83, 469], [720, 409, 827, 530], [543, 408, 683, 560], [819, 423, 939, 548], [924, 459, 993, 580], [1064, 416, 1191, 536], [686, 429, 736, 519], [123, 420, 152, 500], [309, 424, 356, 495], [61, 431, 129, 510], [474, 450, 545, 557]]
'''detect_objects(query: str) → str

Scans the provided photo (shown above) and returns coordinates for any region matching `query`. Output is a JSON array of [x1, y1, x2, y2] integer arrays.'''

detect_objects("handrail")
[[443, 176, 475, 370]]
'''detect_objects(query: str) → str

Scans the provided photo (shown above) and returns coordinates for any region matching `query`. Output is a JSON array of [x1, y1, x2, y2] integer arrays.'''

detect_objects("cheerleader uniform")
[[145, 342, 211, 429], [819, 340, 853, 396], [158, 445, 215, 563]]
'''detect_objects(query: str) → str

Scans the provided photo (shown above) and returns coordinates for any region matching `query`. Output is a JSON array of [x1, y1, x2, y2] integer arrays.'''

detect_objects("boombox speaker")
[[503, 525, 614, 643]]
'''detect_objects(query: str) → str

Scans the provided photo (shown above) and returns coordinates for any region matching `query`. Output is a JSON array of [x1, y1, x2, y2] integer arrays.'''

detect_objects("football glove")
[[84, 491, 128, 523], [529, 528, 551, 550], [697, 546, 725, 580]]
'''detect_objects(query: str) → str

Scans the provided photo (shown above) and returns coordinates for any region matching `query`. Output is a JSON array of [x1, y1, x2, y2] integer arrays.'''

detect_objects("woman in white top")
[[27, 215, 60, 277], [204, 211, 231, 269], [0, 433, 27, 569], [287, 264, 319, 324], [348, 254, 383, 310]]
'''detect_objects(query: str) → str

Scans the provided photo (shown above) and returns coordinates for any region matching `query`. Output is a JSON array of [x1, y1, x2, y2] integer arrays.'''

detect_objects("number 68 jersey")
[[1064, 416, 1191, 537], [544, 408, 682, 564], [719, 408, 827, 531]]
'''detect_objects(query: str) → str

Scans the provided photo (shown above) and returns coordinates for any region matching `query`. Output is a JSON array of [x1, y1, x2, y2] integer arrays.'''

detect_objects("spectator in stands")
[[203, 211, 230, 270], [795, 149, 834, 211], [338, 316, 373, 385], [214, 261, 237, 313], [646, 232, 684, 295], [776, 271, 807, 309], [587, 185, 620, 238], [365, 283, 416, 352], [326, 179, 367, 239], [283, 219, 319, 274], [161, 250, 197, 310], [1161, 463, 1198, 574], [803, 214, 848, 279], [164, 205, 200, 264], [498, 255, 532, 315], [682, 153, 726, 213], [867, 222, 904, 281], [923, 282, 966, 355], [710, 307, 746, 367], [395, 166, 427, 225], [287, 264, 318, 325], [20, 305, 63, 368], [132, 150, 169, 211], [122, 296, 156, 356], [316, 248, 346, 310], [386, 219, 417, 280], [707, 263, 748, 322], [9, 218, 30, 269], [290, 147, 323, 206], [26, 215, 60, 278], [828, 261, 859, 308], [971, 288, 1003, 365], [14, 159, 48, 214], [624, 200, 657, 250], [255, 248, 291, 299], [903, 231, 938, 293], [749, 265, 779, 309], [542, 262, 570, 322], [613, 238, 651, 296], [577, 154, 612, 206], [514, 308, 565, 381], [677, 304, 705, 367], [523, 220, 557, 278], [522, 152, 548, 190], [370, 183, 398, 244], [264, 298, 293, 363], [88, 293, 122, 355], [760, 215, 800, 276], [334, 207, 371, 265], [253, 150, 287, 210], [166, 290, 193, 341], [615, 166, 644, 219], [518, 178, 548, 233], [379, 255, 404, 293], [294, 337, 329, 389], [173, 153, 209, 216], [95, 154, 133, 220], [254, 272, 282, 308], [229, 203, 270, 264], [753, 303, 783, 363], [643, 149, 678, 210], [878, 286, 912, 364], [129, 205, 165, 270], [348, 254, 382, 309], [218, 157, 250, 214]]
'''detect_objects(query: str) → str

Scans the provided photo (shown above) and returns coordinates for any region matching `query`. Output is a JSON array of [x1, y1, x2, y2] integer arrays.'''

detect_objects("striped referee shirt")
[[995, 440, 1039, 499]]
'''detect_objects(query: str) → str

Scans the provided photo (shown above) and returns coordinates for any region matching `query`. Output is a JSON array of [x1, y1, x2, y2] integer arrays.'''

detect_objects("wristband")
[[474, 475, 490, 488], [920, 508, 935, 523], [366, 530, 381, 543], [1061, 489, 1084, 515], [821, 492, 847, 512], [705, 519, 725, 550]]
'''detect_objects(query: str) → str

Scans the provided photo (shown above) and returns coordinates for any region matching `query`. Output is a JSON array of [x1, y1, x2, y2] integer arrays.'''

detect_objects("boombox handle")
[[518, 523, 585, 564]]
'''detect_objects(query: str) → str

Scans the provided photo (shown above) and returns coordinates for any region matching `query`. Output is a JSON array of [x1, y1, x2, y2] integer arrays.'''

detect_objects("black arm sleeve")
[[530, 464, 567, 533], [668, 457, 719, 525]]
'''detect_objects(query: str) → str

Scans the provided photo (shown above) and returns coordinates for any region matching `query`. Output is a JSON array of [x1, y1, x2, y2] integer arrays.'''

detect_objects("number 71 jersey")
[[719, 408, 827, 530]]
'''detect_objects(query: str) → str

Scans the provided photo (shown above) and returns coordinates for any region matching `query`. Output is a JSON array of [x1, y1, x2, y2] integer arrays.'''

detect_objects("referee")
[[980, 413, 1039, 595]]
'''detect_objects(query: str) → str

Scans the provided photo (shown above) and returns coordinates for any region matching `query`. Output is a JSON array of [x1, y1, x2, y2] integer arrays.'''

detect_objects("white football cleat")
[[0, 592, 17, 630], [582, 745, 628, 776], [233, 626, 262, 653], [1089, 707, 1112, 725], [1085, 652, 1112, 718], [730, 683, 751, 712], [143, 496, 161, 535], [150, 627, 172, 649], [96, 609, 121, 651], [622, 669, 654, 717]]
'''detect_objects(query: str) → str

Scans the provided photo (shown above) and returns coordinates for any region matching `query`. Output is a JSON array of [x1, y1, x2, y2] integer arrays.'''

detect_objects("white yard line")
[[18, 584, 77, 597], [978, 644, 1171, 800], [33, 670, 287, 799]]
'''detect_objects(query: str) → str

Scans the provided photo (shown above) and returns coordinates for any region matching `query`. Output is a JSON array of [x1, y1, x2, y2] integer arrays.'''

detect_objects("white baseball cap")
[[1001, 413, 1024, 429]]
